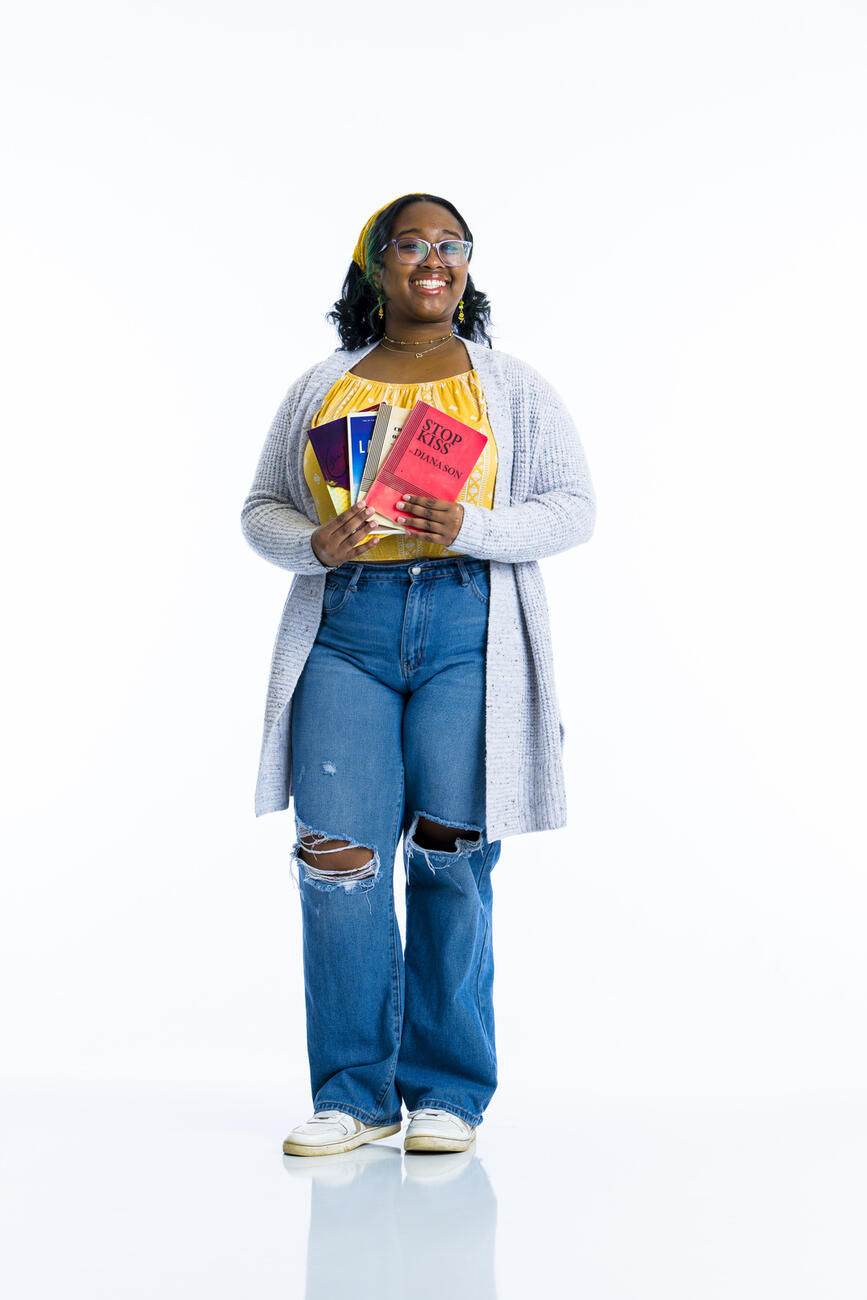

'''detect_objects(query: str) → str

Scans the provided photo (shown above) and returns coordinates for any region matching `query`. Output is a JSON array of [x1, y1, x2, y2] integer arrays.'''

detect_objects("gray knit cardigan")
[[241, 337, 596, 840]]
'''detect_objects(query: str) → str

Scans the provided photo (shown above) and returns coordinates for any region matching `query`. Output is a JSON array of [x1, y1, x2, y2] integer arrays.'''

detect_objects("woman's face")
[[375, 201, 470, 333]]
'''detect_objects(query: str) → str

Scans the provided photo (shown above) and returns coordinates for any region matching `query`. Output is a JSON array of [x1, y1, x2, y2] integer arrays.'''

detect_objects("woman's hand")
[[395, 496, 464, 548], [311, 503, 382, 568]]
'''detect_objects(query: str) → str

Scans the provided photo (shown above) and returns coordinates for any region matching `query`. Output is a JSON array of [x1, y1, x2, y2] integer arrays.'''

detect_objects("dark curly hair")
[[326, 193, 493, 351]]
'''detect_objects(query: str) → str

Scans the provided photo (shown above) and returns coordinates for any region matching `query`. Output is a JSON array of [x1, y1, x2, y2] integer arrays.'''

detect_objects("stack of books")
[[307, 402, 488, 538]]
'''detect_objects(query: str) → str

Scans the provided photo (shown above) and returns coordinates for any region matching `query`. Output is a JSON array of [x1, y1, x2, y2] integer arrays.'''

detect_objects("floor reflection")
[[283, 1143, 498, 1299]]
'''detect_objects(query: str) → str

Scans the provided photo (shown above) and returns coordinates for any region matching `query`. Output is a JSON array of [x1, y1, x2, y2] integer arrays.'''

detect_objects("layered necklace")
[[380, 330, 455, 359]]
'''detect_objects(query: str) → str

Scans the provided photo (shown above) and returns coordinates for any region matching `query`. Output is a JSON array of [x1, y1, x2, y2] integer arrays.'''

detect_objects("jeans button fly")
[[410, 565, 421, 576]]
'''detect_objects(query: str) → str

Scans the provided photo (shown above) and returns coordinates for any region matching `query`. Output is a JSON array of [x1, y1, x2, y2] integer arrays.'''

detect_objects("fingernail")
[[397, 516, 406, 523]]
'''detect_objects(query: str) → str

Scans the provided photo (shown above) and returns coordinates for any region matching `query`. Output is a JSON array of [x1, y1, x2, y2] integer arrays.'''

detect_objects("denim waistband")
[[331, 556, 489, 584]]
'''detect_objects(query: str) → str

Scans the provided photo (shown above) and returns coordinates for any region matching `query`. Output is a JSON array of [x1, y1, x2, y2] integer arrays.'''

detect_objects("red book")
[[364, 402, 488, 524]]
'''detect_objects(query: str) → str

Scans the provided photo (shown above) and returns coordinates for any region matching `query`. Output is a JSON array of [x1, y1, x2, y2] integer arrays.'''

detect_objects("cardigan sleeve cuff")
[[450, 502, 490, 558], [240, 499, 331, 575], [292, 533, 331, 574]]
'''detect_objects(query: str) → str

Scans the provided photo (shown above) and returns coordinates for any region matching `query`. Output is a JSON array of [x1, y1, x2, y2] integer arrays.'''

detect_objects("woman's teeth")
[[412, 279, 447, 290]]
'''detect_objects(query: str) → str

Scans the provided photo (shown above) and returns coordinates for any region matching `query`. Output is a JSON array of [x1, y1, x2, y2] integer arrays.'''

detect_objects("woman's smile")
[[410, 275, 450, 295]]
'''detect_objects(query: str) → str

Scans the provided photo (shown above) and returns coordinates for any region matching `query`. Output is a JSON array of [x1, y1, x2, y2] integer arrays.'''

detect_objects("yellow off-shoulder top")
[[304, 369, 499, 562]]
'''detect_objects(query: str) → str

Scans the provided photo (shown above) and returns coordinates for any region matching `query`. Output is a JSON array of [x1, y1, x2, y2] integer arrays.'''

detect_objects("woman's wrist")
[[310, 534, 331, 568], [450, 501, 486, 555]]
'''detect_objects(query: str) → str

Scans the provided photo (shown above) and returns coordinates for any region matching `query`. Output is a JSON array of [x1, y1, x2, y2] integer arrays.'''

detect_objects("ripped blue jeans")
[[289, 556, 499, 1129]]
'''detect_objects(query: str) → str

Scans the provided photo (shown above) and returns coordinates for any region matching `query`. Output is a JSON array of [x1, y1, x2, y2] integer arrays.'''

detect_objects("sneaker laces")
[[309, 1110, 348, 1123]]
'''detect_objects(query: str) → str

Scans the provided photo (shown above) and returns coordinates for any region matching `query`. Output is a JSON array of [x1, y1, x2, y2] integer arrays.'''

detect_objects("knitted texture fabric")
[[241, 338, 597, 840]]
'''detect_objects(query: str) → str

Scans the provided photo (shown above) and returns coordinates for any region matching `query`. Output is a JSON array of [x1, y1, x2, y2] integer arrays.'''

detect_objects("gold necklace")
[[380, 332, 455, 359], [383, 330, 453, 346]]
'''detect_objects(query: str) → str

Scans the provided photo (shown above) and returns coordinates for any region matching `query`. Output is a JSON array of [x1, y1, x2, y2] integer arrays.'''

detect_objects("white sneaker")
[[282, 1109, 402, 1157], [404, 1107, 477, 1153]]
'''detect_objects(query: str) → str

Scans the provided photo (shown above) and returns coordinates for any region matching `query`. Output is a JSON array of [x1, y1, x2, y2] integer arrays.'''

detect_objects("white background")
[[2, 1, 865, 1295]]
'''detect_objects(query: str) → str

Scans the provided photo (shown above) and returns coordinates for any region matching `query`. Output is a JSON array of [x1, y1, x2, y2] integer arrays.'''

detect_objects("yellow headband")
[[352, 193, 426, 274]]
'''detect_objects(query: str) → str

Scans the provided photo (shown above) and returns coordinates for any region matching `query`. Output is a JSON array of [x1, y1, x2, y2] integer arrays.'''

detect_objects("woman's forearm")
[[452, 383, 597, 563], [451, 489, 596, 563], [240, 375, 329, 576], [241, 491, 328, 574]]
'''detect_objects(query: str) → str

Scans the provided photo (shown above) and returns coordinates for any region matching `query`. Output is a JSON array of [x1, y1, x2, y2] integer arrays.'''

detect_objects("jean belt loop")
[[348, 564, 363, 592], [455, 557, 470, 586]]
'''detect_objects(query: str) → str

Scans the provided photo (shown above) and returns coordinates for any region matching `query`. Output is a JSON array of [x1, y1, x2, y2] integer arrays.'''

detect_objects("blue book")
[[347, 411, 378, 504]]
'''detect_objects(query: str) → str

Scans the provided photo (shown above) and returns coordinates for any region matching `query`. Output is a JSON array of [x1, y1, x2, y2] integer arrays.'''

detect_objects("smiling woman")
[[241, 191, 597, 1159], [327, 193, 491, 354]]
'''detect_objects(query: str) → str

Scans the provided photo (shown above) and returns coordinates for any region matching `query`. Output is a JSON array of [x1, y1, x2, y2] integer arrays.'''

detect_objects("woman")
[[241, 193, 596, 1157]]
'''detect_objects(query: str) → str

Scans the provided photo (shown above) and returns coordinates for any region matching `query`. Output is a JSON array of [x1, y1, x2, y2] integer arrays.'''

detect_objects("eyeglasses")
[[379, 237, 472, 267]]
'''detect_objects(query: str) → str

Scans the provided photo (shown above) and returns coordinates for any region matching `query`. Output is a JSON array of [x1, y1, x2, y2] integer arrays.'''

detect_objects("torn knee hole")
[[296, 830, 377, 878], [412, 816, 481, 853]]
